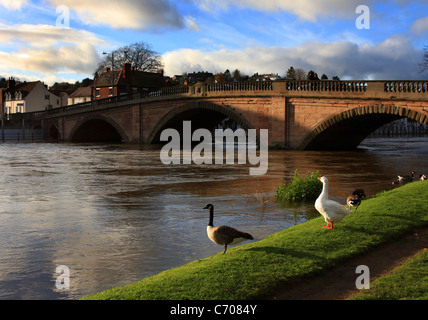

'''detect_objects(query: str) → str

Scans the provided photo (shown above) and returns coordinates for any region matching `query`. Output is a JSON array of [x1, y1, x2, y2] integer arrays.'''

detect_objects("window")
[[109, 87, 113, 96], [96, 88, 100, 97]]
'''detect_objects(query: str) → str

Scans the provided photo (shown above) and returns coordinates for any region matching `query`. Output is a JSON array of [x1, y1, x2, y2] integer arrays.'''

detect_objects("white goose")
[[315, 176, 351, 229]]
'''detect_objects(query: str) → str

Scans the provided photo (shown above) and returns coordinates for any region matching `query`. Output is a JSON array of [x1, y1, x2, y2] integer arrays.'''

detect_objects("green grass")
[[83, 181, 428, 300], [349, 249, 428, 300]]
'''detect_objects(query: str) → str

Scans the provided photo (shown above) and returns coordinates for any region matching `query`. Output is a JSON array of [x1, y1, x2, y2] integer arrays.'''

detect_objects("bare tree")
[[96, 42, 164, 75], [419, 45, 428, 73], [295, 68, 306, 81]]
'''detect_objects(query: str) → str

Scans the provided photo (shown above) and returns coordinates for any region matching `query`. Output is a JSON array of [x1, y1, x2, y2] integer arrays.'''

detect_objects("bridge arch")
[[146, 101, 255, 144], [299, 105, 428, 150], [69, 114, 129, 143], [48, 124, 60, 140]]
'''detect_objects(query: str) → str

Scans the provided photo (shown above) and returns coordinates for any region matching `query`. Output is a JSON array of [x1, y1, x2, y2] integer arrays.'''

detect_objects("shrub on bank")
[[275, 169, 322, 202]]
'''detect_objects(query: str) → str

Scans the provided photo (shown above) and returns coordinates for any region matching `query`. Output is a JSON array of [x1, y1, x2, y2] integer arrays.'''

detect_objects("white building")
[[3, 80, 60, 115], [68, 87, 92, 105]]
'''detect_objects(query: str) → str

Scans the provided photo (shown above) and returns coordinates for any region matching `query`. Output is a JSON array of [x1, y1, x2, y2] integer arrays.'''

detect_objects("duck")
[[315, 176, 351, 229], [397, 171, 415, 183], [419, 174, 427, 181], [346, 189, 366, 211], [203, 204, 254, 254], [351, 189, 366, 199], [347, 194, 362, 211]]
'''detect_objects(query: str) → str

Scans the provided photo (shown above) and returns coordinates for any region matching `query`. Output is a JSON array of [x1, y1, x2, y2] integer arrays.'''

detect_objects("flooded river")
[[0, 136, 427, 299]]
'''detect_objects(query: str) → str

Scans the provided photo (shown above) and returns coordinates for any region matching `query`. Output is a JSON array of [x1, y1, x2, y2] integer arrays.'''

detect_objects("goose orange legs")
[[322, 222, 334, 229]]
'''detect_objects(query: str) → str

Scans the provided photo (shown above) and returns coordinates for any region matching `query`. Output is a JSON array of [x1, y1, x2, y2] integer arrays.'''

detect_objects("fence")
[[0, 129, 44, 141]]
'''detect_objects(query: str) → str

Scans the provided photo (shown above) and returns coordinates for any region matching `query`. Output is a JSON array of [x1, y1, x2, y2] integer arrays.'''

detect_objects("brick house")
[[92, 63, 165, 100], [185, 71, 214, 85]]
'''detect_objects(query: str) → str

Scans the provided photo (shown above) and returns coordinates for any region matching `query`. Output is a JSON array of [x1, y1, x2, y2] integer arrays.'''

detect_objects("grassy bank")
[[350, 248, 427, 300], [84, 181, 428, 300]]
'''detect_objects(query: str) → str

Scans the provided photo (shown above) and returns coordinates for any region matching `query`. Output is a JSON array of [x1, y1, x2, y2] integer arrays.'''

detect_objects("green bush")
[[276, 169, 323, 203]]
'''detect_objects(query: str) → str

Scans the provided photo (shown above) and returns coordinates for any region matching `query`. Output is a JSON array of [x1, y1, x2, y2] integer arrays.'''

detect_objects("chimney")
[[123, 63, 133, 94], [157, 69, 164, 77], [7, 77, 16, 89], [122, 63, 132, 79]]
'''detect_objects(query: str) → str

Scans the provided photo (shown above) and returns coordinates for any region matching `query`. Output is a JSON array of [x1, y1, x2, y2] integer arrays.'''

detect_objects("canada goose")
[[397, 171, 415, 183], [315, 177, 351, 229], [420, 174, 427, 181], [203, 204, 253, 254], [347, 188, 366, 211]]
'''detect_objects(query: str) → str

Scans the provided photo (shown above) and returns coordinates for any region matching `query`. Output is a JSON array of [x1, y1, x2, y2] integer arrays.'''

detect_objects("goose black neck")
[[208, 207, 214, 226]]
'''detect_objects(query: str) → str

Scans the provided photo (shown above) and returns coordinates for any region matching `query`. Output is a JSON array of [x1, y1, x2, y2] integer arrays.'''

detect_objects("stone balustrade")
[[285, 80, 368, 92], [384, 81, 428, 93]]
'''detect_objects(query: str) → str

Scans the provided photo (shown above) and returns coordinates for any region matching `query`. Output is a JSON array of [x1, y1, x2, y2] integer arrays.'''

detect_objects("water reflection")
[[0, 136, 427, 299]]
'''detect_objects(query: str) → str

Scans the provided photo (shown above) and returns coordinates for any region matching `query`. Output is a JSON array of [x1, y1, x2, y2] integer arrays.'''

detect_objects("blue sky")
[[0, 0, 427, 85]]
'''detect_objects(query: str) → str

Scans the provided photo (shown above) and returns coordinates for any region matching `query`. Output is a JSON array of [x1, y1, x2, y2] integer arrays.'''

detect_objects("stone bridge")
[[26, 80, 428, 150]]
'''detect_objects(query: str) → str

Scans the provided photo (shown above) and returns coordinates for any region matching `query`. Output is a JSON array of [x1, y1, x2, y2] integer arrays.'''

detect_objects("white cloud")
[[47, 0, 184, 30], [0, 24, 106, 83], [411, 16, 428, 35], [0, 0, 28, 10], [196, 0, 371, 21], [0, 24, 105, 47], [186, 16, 201, 32], [162, 35, 427, 80], [0, 43, 100, 75]]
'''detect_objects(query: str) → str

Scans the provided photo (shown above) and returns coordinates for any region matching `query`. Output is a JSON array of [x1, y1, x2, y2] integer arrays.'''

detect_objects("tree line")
[[285, 66, 340, 81]]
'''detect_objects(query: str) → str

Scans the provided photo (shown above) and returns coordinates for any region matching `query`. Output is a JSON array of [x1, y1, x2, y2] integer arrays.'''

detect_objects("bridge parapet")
[[26, 79, 428, 121], [384, 81, 428, 93], [279, 80, 428, 100], [285, 80, 368, 92], [196, 80, 428, 100]]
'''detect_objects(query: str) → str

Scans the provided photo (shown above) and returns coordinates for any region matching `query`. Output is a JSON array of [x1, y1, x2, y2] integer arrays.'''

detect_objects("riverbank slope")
[[83, 180, 428, 300]]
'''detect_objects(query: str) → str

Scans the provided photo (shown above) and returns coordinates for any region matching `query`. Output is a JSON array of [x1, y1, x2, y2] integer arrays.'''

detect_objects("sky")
[[0, 0, 427, 85]]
